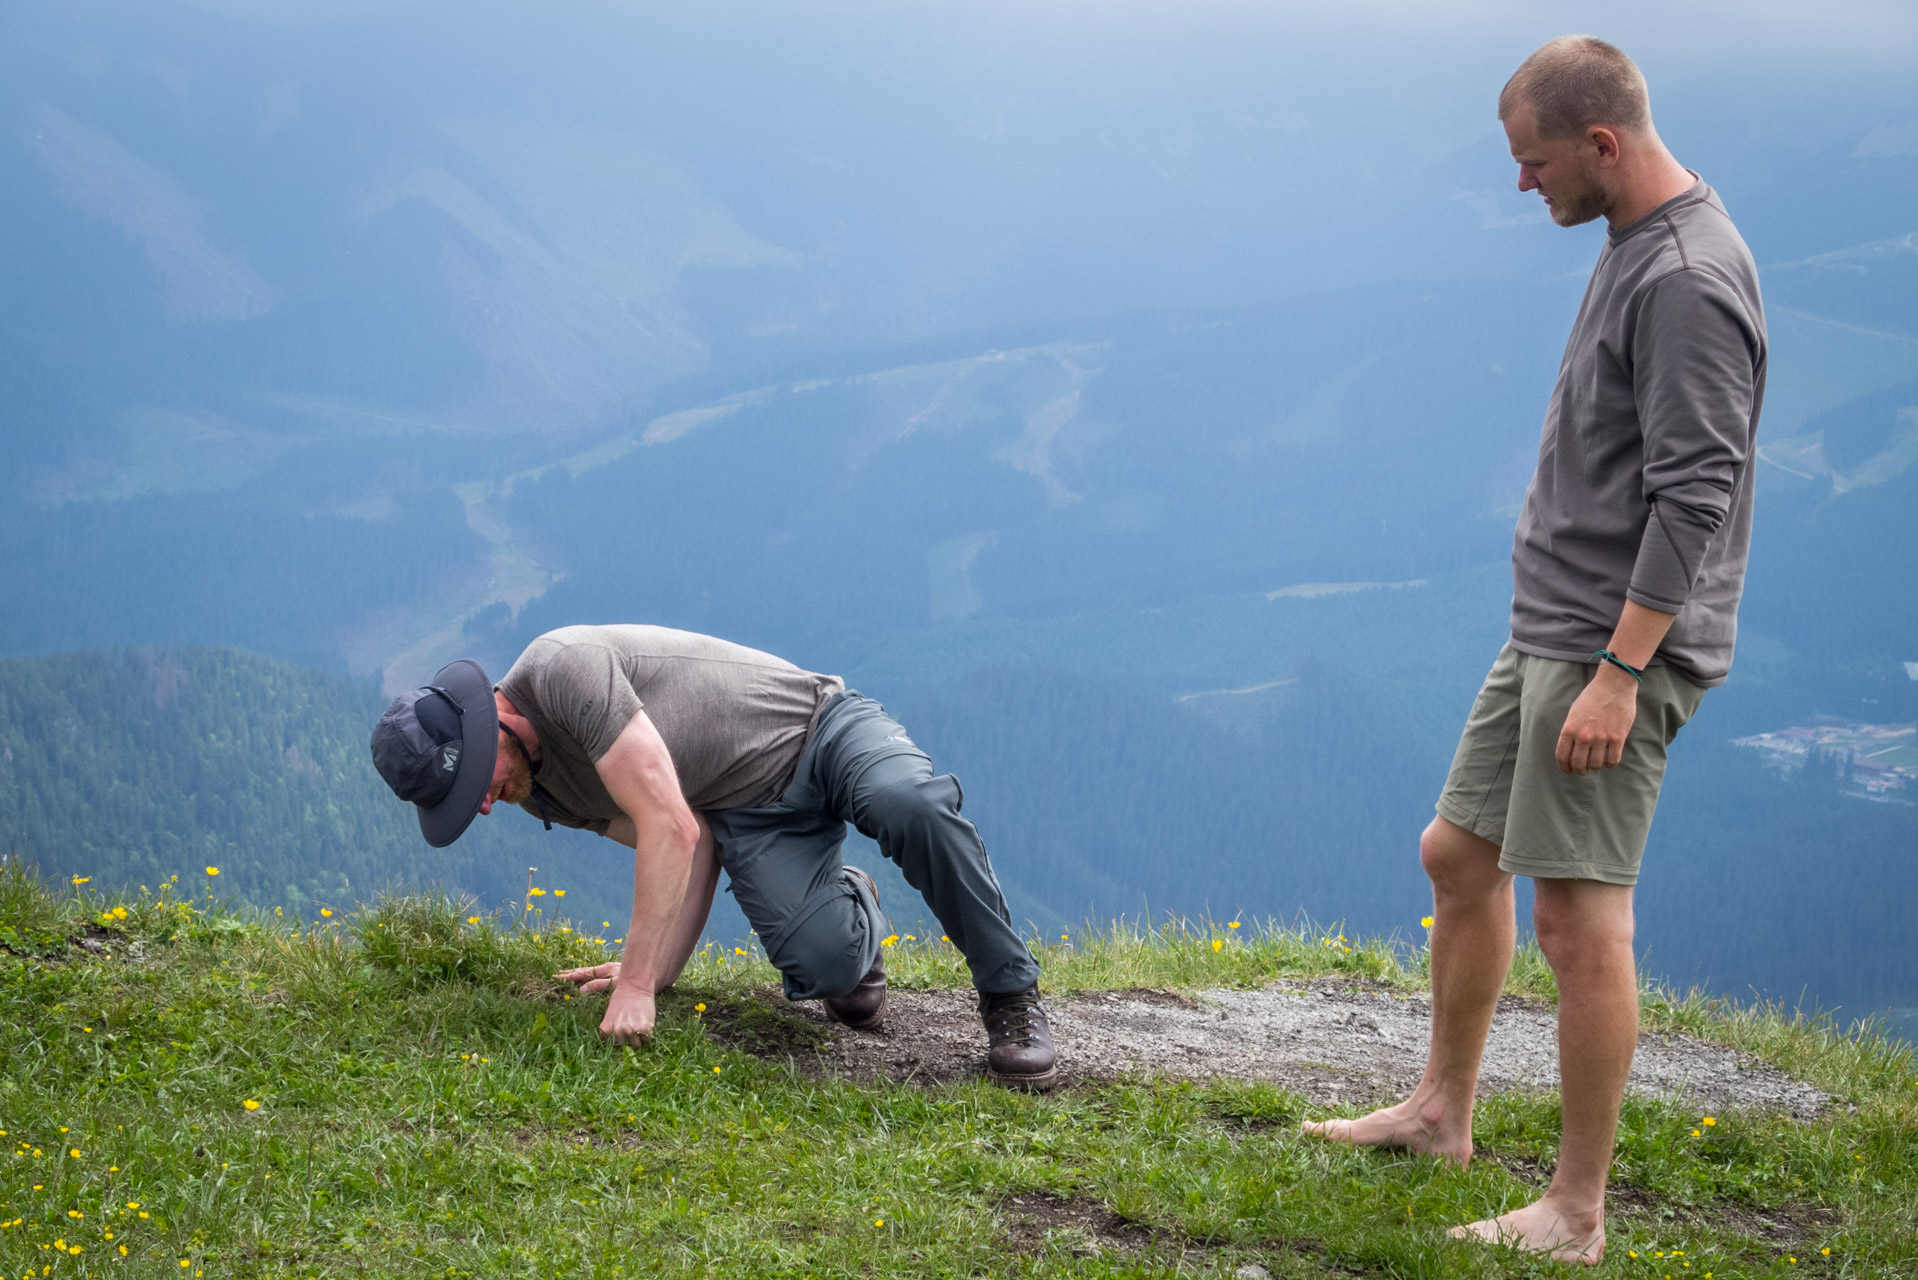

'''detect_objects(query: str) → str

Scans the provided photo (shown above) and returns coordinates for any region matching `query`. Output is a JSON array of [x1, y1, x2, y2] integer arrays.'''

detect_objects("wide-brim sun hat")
[[368, 658, 500, 848]]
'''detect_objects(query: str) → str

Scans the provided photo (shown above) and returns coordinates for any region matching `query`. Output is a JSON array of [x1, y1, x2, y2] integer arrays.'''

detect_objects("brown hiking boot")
[[979, 985, 1059, 1091], [824, 866, 887, 1030]]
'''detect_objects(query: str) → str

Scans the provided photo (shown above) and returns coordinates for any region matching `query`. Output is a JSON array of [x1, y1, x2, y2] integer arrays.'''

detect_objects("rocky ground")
[[708, 977, 1830, 1118]]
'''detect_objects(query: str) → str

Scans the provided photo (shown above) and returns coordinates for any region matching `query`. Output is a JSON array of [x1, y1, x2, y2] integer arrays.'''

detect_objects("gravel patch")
[[715, 978, 1828, 1118]]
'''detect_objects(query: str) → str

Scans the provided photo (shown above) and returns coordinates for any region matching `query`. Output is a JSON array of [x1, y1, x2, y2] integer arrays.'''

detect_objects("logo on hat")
[[442, 744, 460, 772]]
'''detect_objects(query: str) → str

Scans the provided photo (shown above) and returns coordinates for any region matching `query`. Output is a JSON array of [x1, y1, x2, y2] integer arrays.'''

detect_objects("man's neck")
[[495, 692, 542, 763], [1605, 149, 1696, 230]]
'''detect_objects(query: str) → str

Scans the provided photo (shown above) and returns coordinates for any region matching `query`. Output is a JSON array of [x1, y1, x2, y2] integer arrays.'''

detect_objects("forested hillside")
[[0, 647, 626, 921]]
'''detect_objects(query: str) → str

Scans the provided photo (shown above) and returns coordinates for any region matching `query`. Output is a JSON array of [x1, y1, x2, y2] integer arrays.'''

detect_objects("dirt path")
[[713, 978, 1828, 1118]]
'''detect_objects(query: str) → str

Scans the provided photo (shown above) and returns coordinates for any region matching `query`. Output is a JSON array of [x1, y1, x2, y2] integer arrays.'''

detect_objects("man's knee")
[[1419, 817, 1502, 891], [775, 908, 875, 1001], [860, 772, 963, 842], [795, 939, 871, 1002], [1532, 881, 1634, 968]]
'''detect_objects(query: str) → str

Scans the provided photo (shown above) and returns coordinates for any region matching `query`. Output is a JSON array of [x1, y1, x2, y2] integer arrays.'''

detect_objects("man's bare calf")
[[1300, 817, 1510, 1169], [1303, 819, 1640, 1265]]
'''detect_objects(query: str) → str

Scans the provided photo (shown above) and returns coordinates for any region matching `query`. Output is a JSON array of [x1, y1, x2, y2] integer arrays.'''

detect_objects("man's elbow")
[[668, 807, 701, 854]]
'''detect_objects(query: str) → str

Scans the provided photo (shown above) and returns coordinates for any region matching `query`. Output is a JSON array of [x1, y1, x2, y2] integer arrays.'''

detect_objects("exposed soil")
[[5, 923, 148, 964], [997, 1191, 1174, 1259], [995, 1191, 1359, 1277], [711, 978, 1829, 1119]]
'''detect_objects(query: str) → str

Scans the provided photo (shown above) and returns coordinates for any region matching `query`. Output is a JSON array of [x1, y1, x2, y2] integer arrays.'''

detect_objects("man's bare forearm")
[[618, 810, 697, 994], [654, 816, 720, 989], [600, 813, 717, 990], [1603, 600, 1678, 671]]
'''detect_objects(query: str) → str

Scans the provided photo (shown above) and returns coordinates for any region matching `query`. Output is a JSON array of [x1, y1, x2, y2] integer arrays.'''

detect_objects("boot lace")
[[984, 989, 1044, 1045]]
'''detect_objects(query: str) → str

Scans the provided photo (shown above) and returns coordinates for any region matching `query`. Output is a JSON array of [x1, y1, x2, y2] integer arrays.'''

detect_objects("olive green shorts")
[[1435, 643, 1706, 886]]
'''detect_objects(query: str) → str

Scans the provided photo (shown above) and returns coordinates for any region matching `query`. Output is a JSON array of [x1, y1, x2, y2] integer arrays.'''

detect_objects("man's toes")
[[1299, 1119, 1352, 1142]]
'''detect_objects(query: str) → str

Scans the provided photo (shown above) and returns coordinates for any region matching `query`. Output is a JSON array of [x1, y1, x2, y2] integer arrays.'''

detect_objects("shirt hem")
[[1506, 636, 1726, 688]]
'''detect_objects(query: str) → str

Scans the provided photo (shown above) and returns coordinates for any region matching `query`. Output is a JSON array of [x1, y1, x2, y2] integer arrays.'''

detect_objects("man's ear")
[[1586, 125, 1623, 166]]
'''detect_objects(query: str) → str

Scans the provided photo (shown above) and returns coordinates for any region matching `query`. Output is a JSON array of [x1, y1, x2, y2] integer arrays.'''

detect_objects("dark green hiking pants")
[[706, 692, 1040, 1002]]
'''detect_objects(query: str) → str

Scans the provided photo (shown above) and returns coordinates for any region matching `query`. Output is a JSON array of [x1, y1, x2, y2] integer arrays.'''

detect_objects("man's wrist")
[[1592, 660, 1640, 694]]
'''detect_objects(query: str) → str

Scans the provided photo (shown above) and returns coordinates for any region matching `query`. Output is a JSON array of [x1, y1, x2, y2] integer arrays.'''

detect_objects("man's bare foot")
[[1449, 1199, 1605, 1265], [1299, 1097, 1473, 1167]]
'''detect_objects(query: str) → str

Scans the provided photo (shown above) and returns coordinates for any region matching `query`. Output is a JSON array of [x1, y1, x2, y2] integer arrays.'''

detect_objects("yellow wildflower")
[[554, 889, 566, 898], [320, 908, 333, 918], [713, 1066, 722, 1074], [1212, 939, 1223, 952], [205, 866, 219, 876], [1421, 916, 1434, 928], [244, 1099, 260, 1111], [467, 917, 480, 925], [694, 1003, 707, 1013], [71, 876, 92, 885], [69, 1148, 81, 1158], [1702, 1116, 1716, 1126], [881, 935, 899, 947], [1228, 921, 1241, 929]]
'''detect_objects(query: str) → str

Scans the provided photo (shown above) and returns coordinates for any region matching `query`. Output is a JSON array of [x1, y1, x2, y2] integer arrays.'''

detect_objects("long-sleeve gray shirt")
[[1510, 179, 1766, 688]]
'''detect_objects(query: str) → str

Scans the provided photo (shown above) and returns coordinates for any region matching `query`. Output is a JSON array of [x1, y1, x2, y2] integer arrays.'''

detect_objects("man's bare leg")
[[1301, 817, 1513, 1165], [1452, 877, 1636, 1265]]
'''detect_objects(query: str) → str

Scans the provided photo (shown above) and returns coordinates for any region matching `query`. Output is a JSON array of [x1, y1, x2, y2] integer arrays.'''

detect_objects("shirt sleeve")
[[1626, 267, 1760, 613], [537, 644, 644, 763]]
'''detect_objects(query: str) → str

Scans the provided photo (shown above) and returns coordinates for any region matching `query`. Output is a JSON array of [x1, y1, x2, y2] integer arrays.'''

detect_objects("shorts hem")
[[1434, 796, 1503, 849], [1497, 848, 1640, 887]]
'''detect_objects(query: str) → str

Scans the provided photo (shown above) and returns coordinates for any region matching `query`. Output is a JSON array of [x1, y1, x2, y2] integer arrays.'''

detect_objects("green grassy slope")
[[3, 864, 1913, 1279]]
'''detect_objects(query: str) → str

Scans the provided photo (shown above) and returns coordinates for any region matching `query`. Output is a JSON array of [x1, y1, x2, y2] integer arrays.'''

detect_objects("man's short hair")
[[1499, 36, 1651, 140]]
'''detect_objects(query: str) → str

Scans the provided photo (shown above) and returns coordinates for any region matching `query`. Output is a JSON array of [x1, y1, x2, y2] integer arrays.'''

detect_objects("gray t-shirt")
[[496, 625, 844, 833], [1510, 179, 1766, 688]]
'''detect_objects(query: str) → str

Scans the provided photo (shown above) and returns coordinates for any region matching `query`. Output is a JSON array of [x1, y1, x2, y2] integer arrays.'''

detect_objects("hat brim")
[[416, 658, 499, 848]]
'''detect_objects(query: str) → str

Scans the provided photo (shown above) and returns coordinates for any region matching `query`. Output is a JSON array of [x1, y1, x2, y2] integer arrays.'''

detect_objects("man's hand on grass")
[[1556, 664, 1639, 775], [556, 962, 656, 1046], [603, 983, 656, 1046], [557, 961, 621, 994]]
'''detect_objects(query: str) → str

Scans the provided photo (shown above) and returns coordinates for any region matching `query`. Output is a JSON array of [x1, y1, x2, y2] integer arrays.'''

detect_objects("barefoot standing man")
[[1302, 36, 1765, 1264]]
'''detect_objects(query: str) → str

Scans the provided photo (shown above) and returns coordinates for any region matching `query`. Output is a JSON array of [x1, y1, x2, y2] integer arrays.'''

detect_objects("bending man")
[[371, 624, 1057, 1089]]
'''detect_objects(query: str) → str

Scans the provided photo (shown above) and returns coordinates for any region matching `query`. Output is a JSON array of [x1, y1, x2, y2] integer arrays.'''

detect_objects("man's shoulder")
[[1633, 188, 1758, 292]]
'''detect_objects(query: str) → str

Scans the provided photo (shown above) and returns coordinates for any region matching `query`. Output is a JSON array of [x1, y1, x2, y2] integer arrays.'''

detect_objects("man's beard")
[[1547, 163, 1612, 227], [498, 751, 534, 805]]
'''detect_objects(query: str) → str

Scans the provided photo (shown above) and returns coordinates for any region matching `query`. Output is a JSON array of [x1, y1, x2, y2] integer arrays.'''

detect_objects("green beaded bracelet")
[[1591, 649, 1644, 684]]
